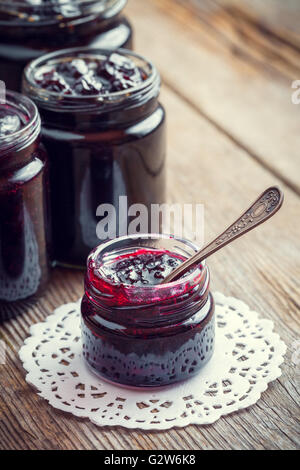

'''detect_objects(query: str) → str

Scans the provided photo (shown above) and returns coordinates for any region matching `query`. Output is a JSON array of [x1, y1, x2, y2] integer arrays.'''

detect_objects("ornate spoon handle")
[[161, 186, 284, 284]]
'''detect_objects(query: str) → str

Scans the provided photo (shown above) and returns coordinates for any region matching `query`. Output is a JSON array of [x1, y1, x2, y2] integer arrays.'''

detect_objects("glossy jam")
[[0, 0, 133, 92], [0, 92, 50, 318], [34, 53, 147, 95], [81, 237, 215, 387], [100, 248, 184, 287], [23, 49, 166, 268]]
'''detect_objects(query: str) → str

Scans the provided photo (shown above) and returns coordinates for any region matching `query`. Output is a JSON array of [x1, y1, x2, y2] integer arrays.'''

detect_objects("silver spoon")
[[161, 186, 284, 284]]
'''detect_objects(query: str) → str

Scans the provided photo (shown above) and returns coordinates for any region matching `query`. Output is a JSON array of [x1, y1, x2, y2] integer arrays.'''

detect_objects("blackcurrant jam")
[[23, 49, 166, 268], [0, 91, 50, 317], [33, 52, 147, 96], [81, 234, 215, 388], [0, 0, 133, 92]]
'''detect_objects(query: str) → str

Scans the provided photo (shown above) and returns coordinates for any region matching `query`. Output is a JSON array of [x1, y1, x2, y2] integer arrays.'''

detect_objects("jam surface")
[[101, 248, 184, 287], [34, 53, 147, 96], [87, 248, 194, 307]]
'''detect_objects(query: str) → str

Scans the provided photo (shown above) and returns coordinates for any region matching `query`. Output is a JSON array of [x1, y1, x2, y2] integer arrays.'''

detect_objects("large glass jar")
[[0, 90, 50, 317], [81, 234, 215, 388], [23, 48, 166, 268], [0, 0, 133, 91]]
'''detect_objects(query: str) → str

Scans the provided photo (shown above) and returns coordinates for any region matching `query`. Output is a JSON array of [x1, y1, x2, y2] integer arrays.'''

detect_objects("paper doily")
[[19, 292, 286, 430]]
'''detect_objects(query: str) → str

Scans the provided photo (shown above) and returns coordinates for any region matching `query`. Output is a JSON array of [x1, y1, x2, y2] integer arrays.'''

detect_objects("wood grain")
[[0, 0, 299, 450], [127, 0, 300, 195]]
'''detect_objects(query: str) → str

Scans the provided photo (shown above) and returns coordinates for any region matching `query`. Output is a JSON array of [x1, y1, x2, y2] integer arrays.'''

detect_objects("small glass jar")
[[81, 234, 215, 388], [0, 0, 133, 92], [0, 90, 50, 315], [23, 48, 166, 268]]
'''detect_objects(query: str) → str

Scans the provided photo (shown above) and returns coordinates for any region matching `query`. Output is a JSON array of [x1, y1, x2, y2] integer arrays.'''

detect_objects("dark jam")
[[81, 240, 215, 388], [0, 0, 133, 91], [101, 249, 183, 287], [0, 92, 49, 318], [23, 49, 166, 268], [34, 53, 147, 95]]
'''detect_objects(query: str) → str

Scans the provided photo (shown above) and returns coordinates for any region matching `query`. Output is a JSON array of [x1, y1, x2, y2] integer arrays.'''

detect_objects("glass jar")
[[23, 48, 166, 268], [0, 90, 50, 316], [81, 234, 215, 388], [0, 0, 133, 92]]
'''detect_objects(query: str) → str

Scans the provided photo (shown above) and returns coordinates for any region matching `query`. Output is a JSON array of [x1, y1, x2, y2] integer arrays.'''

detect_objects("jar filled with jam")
[[81, 234, 215, 388], [0, 0, 133, 92], [23, 48, 166, 268], [0, 90, 50, 317]]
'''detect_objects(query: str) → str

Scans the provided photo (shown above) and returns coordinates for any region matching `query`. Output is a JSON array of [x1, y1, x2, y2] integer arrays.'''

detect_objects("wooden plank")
[[126, 0, 300, 195], [179, 0, 300, 79], [215, 0, 300, 36], [1, 84, 299, 450]]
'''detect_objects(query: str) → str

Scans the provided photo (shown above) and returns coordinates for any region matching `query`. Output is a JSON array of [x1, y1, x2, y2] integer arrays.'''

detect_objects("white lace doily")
[[19, 292, 286, 430]]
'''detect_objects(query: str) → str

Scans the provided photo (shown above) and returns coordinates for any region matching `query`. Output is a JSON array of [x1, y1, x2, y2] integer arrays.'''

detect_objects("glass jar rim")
[[86, 233, 208, 308], [89, 233, 205, 289], [22, 47, 160, 113], [84, 233, 210, 326], [0, 0, 127, 17], [0, 0, 124, 7], [0, 89, 40, 156]]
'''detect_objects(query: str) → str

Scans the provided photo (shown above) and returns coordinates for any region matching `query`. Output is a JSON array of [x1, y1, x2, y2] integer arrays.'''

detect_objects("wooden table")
[[1, 0, 299, 450]]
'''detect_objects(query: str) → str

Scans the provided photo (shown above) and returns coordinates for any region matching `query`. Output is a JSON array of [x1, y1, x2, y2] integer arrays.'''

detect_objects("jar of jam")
[[23, 48, 166, 268], [0, 0, 133, 92], [81, 234, 215, 388], [0, 90, 50, 316]]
